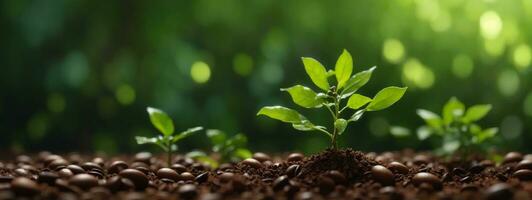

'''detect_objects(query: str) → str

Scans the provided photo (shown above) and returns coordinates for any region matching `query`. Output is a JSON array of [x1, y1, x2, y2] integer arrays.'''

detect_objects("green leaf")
[[292, 120, 321, 131], [334, 119, 348, 135], [390, 126, 411, 137], [335, 49, 353, 89], [234, 148, 252, 160], [135, 136, 168, 151], [463, 104, 492, 123], [349, 109, 365, 122], [366, 87, 407, 111], [442, 97, 465, 125], [281, 85, 324, 108], [416, 109, 442, 129], [206, 129, 227, 146], [302, 57, 330, 91], [341, 66, 376, 98], [172, 126, 203, 142], [147, 107, 175, 136], [257, 106, 305, 123], [347, 94, 372, 109], [476, 127, 498, 143], [416, 126, 432, 140], [227, 134, 248, 148]]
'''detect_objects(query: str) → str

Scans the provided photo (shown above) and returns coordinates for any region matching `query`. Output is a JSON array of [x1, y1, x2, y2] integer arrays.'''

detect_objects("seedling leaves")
[[282, 85, 323, 108], [347, 94, 372, 109], [335, 49, 353, 89], [147, 107, 174, 136], [302, 57, 330, 91], [366, 87, 407, 111]]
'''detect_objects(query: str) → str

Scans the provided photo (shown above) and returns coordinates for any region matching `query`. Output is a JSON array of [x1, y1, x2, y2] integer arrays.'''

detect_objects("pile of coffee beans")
[[1, 150, 532, 199]]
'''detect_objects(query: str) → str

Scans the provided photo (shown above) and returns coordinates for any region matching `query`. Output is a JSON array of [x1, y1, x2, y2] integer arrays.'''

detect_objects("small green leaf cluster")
[[415, 97, 498, 155], [257, 50, 407, 149], [186, 130, 251, 168], [136, 107, 203, 166]]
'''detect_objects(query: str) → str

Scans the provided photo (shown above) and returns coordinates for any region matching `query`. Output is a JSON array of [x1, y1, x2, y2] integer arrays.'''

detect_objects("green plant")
[[136, 107, 203, 166], [392, 97, 498, 156], [187, 130, 251, 168], [257, 49, 407, 150]]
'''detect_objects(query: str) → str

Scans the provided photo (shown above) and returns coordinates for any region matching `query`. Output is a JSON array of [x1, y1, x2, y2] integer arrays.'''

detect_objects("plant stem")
[[166, 140, 172, 167], [331, 96, 340, 150]]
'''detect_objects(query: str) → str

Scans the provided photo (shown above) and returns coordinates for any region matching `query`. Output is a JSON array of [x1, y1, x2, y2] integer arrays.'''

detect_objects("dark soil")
[[1, 149, 532, 199]]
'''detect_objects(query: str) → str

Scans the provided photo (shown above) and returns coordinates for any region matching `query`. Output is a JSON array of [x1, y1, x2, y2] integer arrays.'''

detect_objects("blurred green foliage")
[[0, 0, 531, 154]]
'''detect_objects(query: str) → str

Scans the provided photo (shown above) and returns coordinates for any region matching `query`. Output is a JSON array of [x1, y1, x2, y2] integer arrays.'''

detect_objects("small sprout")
[[415, 97, 498, 156], [136, 107, 203, 166], [187, 130, 252, 168], [257, 49, 407, 150]]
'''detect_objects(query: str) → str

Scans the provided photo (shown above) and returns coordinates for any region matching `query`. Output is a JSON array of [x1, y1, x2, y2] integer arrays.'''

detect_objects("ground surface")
[[1, 149, 532, 199]]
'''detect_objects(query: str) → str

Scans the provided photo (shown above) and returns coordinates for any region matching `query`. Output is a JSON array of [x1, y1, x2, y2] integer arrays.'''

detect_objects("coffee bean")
[[157, 168, 179, 181], [516, 159, 532, 170], [413, 155, 430, 165], [379, 186, 403, 200], [49, 159, 69, 170], [469, 164, 485, 174], [81, 162, 102, 171], [44, 155, 63, 166], [461, 184, 478, 192], [134, 166, 150, 175], [452, 167, 466, 176], [524, 154, 532, 161], [252, 152, 271, 162], [134, 152, 152, 164], [88, 170, 104, 179], [503, 152, 523, 164], [108, 161, 128, 174], [171, 164, 187, 173], [20, 164, 38, 173], [327, 170, 346, 184], [272, 175, 289, 191], [38, 171, 59, 185], [219, 172, 234, 182], [480, 160, 495, 168], [13, 168, 30, 177], [412, 172, 441, 189], [16, 155, 32, 164], [286, 165, 302, 178], [241, 158, 262, 168], [0, 176, 13, 183], [388, 162, 409, 174], [92, 157, 105, 167], [371, 165, 395, 186], [67, 165, 85, 174], [195, 172, 209, 183], [119, 169, 148, 190], [200, 193, 222, 200], [318, 176, 335, 194], [58, 168, 74, 179], [287, 153, 304, 162], [178, 184, 197, 199], [485, 183, 513, 200], [11, 177, 39, 196], [496, 173, 508, 181], [105, 176, 134, 191], [69, 174, 99, 190], [513, 169, 532, 181], [180, 172, 195, 181], [297, 191, 314, 200]]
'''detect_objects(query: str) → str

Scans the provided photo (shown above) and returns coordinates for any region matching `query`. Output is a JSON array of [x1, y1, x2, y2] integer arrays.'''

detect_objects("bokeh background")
[[1, 0, 531, 155]]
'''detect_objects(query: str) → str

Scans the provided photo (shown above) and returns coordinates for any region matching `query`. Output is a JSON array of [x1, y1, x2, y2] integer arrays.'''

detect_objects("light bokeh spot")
[[115, 84, 136, 105], [497, 69, 519, 96], [513, 44, 531, 70], [383, 38, 405, 64], [233, 53, 254, 76], [480, 11, 503, 39], [47, 93, 66, 113], [190, 61, 211, 84], [452, 54, 474, 78], [402, 58, 435, 89], [500, 115, 522, 139]]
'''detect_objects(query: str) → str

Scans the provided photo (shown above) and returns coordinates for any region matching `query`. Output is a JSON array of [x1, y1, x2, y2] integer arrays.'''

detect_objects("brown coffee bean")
[[134, 166, 150, 175], [130, 161, 149, 169], [327, 170, 346, 184], [13, 168, 30, 177], [180, 172, 195, 181], [412, 172, 441, 189], [200, 193, 222, 200], [371, 165, 395, 186], [485, 183, 513, 200], [461, 184, 478, 192], [252, 152, 271, 162], [503, 152, 523, 164], [67, 165, 85, 174], [178, 184, 197, 199], [119, 169, 148, 190], [241, 158, 262, 168], [195, 172, 209, 183], [38, 171, 59, 185], [16, 155, 32, 164], [413, 155, 430, 165], [108, 161, 128, 174], [0, 176, 13, 183], [273, 175, 289, 191], [452, 167, 466, 176], [219, 172, 234, 182], [58, 168, 74, 179], [11, 177, 39, 196], [379, 186, 403, 200], [92, 157, 105, 167], [287, 153, 304, 162], [516, 159, 532, 170], [69, 174, 99, 190], [81, 162, 102, 171], [524, 154, 532, 161], [513, 169, 532, 181], [49, 159, 69, 170], [286, 164, 302, 178], [318, 176, 335, 194], [171, 164, 187, 173], [44, 155, 63, 166], [388, 162, 409, 174], [469, 164, 485, 174], [105, 176, 135, 192], [157, 168, 179, 181], [134, 152, 152, 164]]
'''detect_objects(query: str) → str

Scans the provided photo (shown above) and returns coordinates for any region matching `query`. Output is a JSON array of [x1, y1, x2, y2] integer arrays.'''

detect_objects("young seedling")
[[415, 97, 498, 156], [257, 50, 407, 150], [136, 107, 203, 166], [188, 129, 252, 168]]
